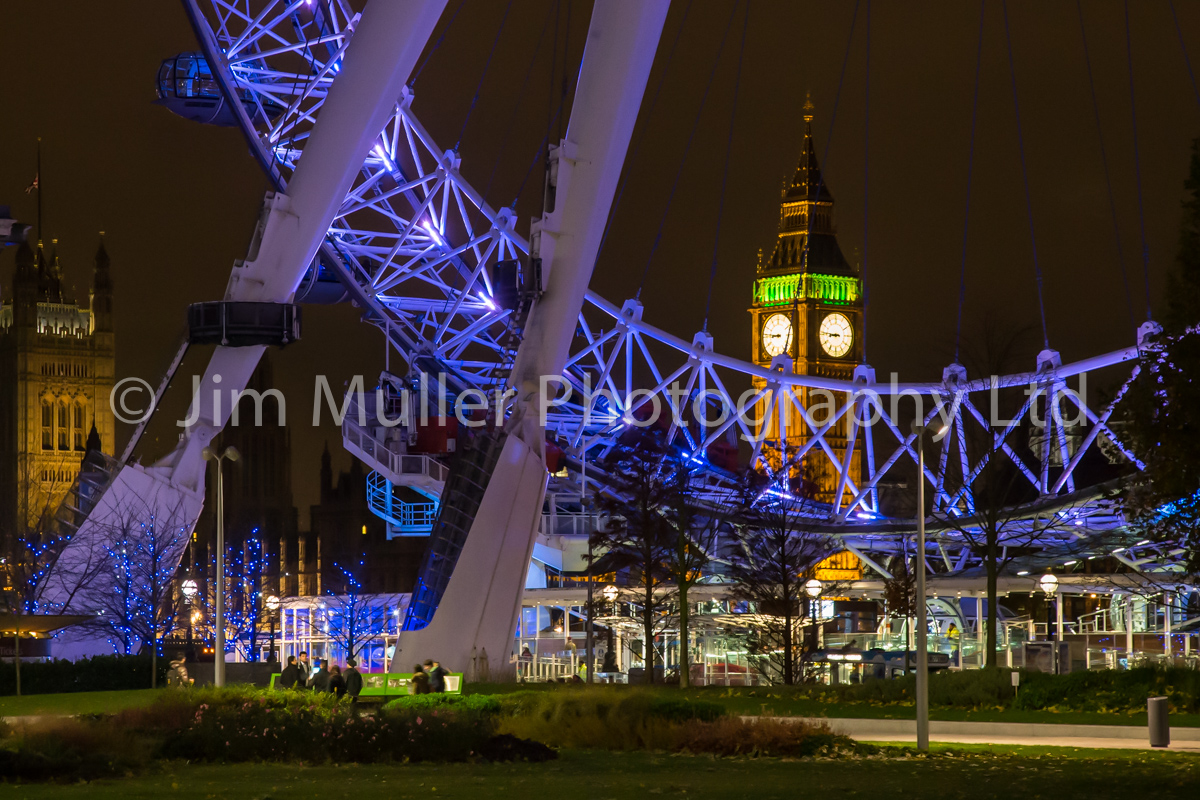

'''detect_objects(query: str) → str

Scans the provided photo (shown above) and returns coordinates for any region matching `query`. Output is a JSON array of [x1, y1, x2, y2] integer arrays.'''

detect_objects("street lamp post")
[[805, 578, 823, 684], [911, 423, 944, 752], [182, 579, 198, 659], [203, 446, 239, 688], [266, 595, 280, 663]]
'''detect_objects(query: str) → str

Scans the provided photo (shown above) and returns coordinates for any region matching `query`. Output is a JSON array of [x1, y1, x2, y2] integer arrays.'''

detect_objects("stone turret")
[[91, 235, 114, 333], [11, 239, 37, 328]]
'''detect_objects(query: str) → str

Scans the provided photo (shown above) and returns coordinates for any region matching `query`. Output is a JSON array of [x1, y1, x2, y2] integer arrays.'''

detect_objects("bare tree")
[[89, 496, 190, 686], [882, 549, 918, 675], [662, 466, 728, 688], [591, 432, 679, 684], [204, 536, 267, 663], [931, 313, 1050, 668], [313, 563, 399, 663], [726, 488, 844, 685], [934, 448, 1061, 668], [2, 453, 117, 694]]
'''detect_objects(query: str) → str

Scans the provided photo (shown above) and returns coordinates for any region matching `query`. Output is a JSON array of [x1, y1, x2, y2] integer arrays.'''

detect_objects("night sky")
[[3, 1, 1199, 526]]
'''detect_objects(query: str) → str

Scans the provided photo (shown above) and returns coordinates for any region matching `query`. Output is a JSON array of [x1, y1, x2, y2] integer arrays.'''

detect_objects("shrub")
[[496, 688, 681, 750], [1011, 667, 1200, 714], [157, 696, 496, 763], [675, 717, 867, 758], [474, 733, 557, 762], [493, 686, 860, 757], [1, 686, 549, 781], [693, 666, 1200, 715], [0, 717, 147, 782], [383, 693, 502, 715], [0, 654, 167, 696], [645, 696, 726, 723]]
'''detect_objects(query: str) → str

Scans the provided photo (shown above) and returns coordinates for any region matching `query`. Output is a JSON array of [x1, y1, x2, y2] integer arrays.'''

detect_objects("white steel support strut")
[[161, 0, 449, 492], [42, 0, 448, 655], [390, 0, 671, 677]]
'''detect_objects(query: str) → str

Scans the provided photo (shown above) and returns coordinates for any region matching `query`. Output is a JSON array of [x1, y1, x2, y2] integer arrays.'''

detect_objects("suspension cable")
[[1076, 0, 1136, 336], [409, 0, 467, 88], [483, 5, 554, 202], [1169, 0, 1200, 110], [1001, 0, 1050, 350], [954, 0, 986, 363], [1124, 0, 1154, 321], [560, 0, 573, 143], [804, 1, 861, 267], [547, 0, 559, 149], [513, 36, 584, 208], [637, 0, 741, 299], [703, 1, 750, 333], [861, 0, 871, 363], [456, 0, 515, 151], [594, 0, 693, 275]]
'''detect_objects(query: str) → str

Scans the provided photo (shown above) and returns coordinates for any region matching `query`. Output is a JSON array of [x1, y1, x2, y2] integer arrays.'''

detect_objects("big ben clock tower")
[[750, 97, 863, 515]]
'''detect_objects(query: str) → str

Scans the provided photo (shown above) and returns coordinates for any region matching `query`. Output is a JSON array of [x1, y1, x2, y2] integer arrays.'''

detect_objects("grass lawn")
[[5, 683, 1199, 729], [467, 683, 1200, 728], [4, 747, 1199, 799], [0, 689, 161, 718]]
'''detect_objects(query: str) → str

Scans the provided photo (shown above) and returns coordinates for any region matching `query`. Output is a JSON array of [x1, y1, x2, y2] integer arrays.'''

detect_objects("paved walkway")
[[767, 716, 1200, 752]]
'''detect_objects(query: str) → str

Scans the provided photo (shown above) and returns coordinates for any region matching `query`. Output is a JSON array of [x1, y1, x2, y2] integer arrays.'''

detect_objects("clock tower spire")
[[750, 96, 863, 514]]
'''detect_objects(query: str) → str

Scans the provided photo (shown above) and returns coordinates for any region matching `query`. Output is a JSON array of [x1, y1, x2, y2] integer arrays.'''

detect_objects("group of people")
[[278, 651, 363, 704], [408, 659, 448, 694]]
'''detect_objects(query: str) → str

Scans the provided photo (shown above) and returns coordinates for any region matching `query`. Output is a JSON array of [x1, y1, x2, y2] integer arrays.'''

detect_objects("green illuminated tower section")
[[750, 97, 863, 519]]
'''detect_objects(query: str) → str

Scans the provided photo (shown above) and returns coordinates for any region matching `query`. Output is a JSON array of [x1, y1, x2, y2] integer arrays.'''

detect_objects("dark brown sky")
[[3, 1, 1199, 526]]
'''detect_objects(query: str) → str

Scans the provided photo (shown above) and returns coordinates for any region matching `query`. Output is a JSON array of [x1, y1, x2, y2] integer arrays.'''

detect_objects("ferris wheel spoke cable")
[[804, 0, 861, 270], [482, 4, 555, 202], [636, 0, 742, 300], [1076, 0, 1137, 337], [594, 0, 693, 278], [861, 0, 871, 362], [953, 0, 986, 363], [408, 0, 468, 89], [1168, 0, 1200, 110], [1124, 0, 1154, 322], [455, 0, 516, 151], [703, 0, 750, 333], [1001, 0, 1050, 350], [511, 15, 586, 210]]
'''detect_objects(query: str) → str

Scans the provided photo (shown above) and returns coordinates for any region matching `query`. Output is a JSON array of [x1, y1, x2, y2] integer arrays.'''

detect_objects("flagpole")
[[36, 138, 42, 244]]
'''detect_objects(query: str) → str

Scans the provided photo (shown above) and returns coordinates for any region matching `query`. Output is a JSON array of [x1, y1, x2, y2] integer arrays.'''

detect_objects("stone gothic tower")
[[0, 235, 116, 541], [749, 97, 864, 513]]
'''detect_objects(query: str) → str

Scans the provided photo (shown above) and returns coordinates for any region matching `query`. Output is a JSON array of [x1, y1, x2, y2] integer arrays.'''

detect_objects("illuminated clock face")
[[761, 313, 793, 358], [818, 312, 853, 358]]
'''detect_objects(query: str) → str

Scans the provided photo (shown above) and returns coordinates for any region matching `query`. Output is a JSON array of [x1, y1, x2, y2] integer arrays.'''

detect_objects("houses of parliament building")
[[0, 236, 116, 536]]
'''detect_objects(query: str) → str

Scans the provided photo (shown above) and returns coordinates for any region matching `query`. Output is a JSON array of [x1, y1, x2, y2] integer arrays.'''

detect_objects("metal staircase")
[[401, 426, 509, 631], [366, 469, 439, 537]]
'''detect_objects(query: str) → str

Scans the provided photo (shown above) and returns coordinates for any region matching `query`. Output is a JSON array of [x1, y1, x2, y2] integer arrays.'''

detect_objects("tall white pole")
[[214, 458, 225, 688], [915, 428, 929, 751], [1125, 595, 1134, 667], [1165, 592, 1172, 658]]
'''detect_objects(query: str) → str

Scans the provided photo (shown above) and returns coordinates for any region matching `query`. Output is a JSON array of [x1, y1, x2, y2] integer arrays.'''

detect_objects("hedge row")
[[0, 655, 167, 696], [719, 666, 1200, 714]]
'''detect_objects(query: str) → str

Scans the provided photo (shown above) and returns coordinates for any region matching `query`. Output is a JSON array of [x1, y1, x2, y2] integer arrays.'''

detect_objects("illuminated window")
[[41, 401, 53, 450], [74, 402, 86, 450], [58, 402, 69, 450]]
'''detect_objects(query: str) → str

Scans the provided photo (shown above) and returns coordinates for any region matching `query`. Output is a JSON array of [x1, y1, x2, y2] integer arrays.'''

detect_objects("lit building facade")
[[0, 238, 116, 539]]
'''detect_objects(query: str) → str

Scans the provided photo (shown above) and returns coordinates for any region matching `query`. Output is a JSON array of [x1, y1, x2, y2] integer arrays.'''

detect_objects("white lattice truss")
[[184, 1, 1186, 579]]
